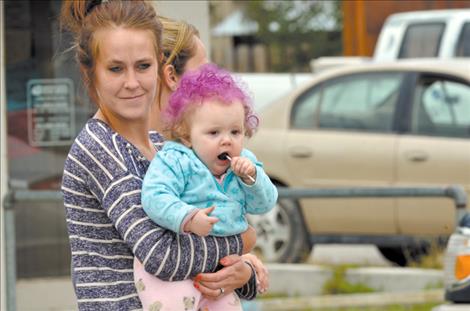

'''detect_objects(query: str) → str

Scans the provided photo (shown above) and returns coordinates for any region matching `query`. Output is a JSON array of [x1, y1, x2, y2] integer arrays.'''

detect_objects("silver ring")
[[219, 287, 225, 296]]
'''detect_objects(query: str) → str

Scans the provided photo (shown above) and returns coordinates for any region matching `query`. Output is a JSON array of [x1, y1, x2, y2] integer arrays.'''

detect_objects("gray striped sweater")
[[62, 118, 257, 310]]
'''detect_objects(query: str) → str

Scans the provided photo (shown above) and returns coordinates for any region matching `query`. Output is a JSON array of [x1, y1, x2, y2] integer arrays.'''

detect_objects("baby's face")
[[186, 99, 245, 176]]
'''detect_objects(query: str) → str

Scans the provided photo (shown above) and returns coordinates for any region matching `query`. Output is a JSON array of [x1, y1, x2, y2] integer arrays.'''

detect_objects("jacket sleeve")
[[239, 149, 278, 215], [141, 150, 197, 233]]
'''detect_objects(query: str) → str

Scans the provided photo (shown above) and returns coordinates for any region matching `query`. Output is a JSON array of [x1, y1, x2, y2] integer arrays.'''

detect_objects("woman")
[[150, 16, 208, 134], [153, 16, 270, 295], [60, 1, 257, 310]]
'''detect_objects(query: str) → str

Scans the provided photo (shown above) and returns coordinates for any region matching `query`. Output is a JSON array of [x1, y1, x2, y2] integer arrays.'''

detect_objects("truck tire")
[[248, 198, 311, 263], [378, 245, 430, 267]]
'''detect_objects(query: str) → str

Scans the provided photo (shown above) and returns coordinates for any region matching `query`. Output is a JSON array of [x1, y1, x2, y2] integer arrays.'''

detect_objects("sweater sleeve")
[[141, 149, 197, 233], [235, 263, 258, 300], [71, 123, 244, 282], [239, 149, 278, 215]]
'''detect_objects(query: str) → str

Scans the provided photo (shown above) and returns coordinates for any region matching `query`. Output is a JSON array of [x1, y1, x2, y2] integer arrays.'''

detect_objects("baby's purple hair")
[[163, 63, 259, 139]]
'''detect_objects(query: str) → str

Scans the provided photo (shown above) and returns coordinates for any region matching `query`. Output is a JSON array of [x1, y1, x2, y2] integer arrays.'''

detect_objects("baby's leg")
[[134, 258, 201, 311], [199, 292, 242, 311]]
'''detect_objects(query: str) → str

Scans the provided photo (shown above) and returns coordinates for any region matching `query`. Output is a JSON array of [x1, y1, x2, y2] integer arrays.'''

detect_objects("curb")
[[244, 289, 444, 311], [267, 264, 444, 297]]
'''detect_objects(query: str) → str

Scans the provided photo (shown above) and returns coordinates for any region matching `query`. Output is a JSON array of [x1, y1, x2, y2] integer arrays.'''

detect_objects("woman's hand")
[[242, 253, 269, 293], [193, 255, 251, 299]]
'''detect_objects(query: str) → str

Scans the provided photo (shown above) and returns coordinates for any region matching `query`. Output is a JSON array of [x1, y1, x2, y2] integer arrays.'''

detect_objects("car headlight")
[[444, 213, 470, 303]]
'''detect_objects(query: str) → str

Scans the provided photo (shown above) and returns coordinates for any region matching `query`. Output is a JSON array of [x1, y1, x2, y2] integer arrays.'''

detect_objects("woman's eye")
[[138, 63, 151, 71], [109, 66, 122, 73]]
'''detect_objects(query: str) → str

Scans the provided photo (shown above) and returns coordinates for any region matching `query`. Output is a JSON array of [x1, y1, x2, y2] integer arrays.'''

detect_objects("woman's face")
[[94, 27, 159, 122]]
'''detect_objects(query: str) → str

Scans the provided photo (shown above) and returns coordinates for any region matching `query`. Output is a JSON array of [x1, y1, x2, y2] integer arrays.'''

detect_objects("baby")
[[137, 63, 278, 310]]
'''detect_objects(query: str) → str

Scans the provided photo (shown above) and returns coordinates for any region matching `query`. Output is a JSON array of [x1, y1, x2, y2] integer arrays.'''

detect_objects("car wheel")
[[378, 245, 430, 267], [247, 198, 311, 263]]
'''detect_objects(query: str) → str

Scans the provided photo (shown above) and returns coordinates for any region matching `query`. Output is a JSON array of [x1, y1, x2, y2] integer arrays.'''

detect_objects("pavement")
[[14, 263, 464, 311]]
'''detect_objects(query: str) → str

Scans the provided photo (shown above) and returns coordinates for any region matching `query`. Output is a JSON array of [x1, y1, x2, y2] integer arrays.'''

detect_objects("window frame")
[[407, 72, 470, 139], [290, 71, 407, 134]]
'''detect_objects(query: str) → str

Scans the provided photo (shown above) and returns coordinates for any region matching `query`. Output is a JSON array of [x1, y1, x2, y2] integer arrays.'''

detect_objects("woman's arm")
[[103, 172, 243, 281]]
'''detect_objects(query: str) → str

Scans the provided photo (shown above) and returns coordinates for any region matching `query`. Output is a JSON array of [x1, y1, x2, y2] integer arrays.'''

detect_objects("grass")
[[407, 241, 445, 270], [322, 264, 376, 295]]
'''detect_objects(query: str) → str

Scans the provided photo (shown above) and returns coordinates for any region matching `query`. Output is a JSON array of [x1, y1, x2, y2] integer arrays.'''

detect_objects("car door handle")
[[289, 146, 313, 158], [405, 151, 428, 162]]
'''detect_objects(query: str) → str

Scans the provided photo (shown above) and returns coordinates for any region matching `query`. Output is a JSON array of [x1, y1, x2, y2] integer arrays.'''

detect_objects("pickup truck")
[[311, 9, 470, 72], [374, 9, 470, 61]]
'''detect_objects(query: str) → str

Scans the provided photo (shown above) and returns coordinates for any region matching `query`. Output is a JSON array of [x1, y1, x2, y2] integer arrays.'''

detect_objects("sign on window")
[[27, 79, 75, 146]]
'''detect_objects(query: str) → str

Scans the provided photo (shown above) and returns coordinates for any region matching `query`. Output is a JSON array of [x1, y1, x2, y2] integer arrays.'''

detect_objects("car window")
[[398, 23, 445, 58], [309, 72, 402, 132], [291, 85, 321, 129], [411, 76, 470, 138], [456, 22, 470, 57]]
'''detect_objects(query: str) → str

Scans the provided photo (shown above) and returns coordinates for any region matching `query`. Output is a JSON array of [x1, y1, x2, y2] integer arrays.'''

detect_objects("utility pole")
[[1, 1, 9, 309]]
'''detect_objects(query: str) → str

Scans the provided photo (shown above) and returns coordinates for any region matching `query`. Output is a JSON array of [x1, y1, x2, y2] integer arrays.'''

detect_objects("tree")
[[243, 0, 343, 72]]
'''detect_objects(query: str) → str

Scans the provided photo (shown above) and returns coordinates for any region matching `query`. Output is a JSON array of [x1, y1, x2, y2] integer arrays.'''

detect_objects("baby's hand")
[[185, 206, 219, 236], [231, 156, 256, 185]]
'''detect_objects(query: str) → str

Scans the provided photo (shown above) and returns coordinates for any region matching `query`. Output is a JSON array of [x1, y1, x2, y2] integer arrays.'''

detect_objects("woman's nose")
[[124, 70, 139, 89]]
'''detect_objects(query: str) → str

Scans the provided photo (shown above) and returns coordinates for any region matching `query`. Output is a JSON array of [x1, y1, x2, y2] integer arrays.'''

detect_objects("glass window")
[[5, 0, 91, 278], [291, 86, 321, 129], [398, 23, 445, 58], [317, 72, 402, 132], [411, 76, 470, 138], [456, 22, 470, 57], [5, 0, 92, 191]]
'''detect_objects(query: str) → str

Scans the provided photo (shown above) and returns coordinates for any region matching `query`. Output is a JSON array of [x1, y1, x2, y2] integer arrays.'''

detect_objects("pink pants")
[[134, 258, 243, 311]]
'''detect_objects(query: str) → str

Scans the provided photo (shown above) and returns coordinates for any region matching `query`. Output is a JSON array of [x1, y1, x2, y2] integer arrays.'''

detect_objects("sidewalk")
[[15, 264, 451, 311]]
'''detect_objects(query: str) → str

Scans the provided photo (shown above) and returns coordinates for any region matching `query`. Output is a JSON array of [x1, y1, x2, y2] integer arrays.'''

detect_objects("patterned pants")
[[134, 258, 243, 311]]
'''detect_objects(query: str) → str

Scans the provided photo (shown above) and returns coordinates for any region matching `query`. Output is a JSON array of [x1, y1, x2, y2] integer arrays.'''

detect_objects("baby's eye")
[[208, 130, 218, 136], [231, 130, 241, 135]]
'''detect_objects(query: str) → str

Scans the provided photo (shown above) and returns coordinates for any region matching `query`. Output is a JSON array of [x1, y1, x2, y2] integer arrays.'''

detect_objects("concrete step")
[[267, 263, 444, 297], [245, 290, 444, 311]]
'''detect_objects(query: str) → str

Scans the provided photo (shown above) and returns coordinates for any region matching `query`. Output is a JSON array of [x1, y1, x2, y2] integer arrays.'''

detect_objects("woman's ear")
[[163, 64, 178, 91]]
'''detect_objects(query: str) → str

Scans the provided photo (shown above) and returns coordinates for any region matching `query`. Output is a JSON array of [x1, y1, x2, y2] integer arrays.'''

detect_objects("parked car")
[[444, 213, 470, 303], [246, 59, 470, 266]]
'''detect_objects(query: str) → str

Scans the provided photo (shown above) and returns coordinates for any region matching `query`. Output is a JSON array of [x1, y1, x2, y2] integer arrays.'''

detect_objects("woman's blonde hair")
[[157, 17, 200, 108], [60, 0, 163, 105], [160, 16, 200, 75]]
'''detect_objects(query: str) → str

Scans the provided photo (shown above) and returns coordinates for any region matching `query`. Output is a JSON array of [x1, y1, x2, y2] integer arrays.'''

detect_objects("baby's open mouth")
[[217, 152, 231, 161]]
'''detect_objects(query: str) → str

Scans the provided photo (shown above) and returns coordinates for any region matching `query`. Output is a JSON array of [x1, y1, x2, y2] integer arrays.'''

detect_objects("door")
[[285, 71, 405, 234], [397, 73, 470, 235]]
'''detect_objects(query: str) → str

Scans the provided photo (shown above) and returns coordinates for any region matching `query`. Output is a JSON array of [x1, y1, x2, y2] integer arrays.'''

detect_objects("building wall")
[[155, 1, 211, 59]]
